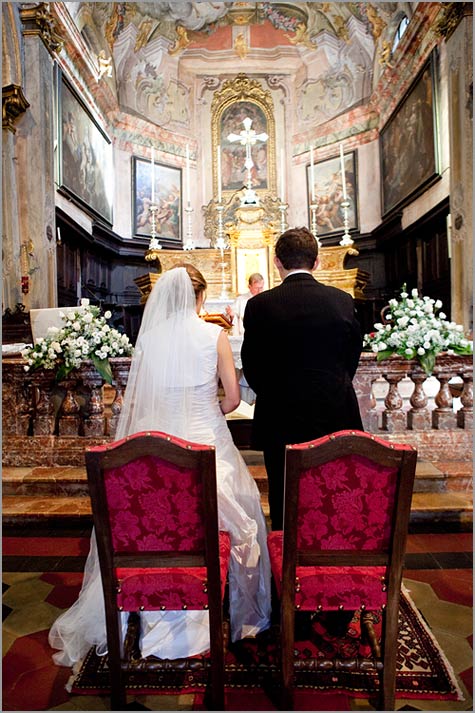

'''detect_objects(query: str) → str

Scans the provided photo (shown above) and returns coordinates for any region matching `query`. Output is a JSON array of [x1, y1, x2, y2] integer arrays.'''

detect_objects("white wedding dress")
[[49, 268, 271, 666]]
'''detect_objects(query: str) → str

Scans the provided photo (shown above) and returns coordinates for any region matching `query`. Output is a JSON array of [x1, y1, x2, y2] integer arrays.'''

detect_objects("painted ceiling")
[[68, 2, 416, 128]]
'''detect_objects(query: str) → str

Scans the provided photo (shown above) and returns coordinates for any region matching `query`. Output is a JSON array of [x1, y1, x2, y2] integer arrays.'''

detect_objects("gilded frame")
[[380, 51, 439, 216], [58, 72, 113, 224], [211, 74, 276, 201]]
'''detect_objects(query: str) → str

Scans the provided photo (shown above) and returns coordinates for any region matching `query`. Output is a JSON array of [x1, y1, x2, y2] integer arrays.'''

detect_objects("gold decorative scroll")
[[2, 84, 30, 134], [19, 2, 64, 54]]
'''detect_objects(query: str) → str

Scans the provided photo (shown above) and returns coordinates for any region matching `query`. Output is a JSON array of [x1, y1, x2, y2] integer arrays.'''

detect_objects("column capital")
[[2, 84, 30, 133], [435, 2, 473, 41], [19, 2, 63, 54]]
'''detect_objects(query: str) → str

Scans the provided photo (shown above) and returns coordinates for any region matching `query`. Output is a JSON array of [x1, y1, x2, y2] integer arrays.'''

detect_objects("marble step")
[[2, 458, 469, 497], [2, 491, 472, 528]]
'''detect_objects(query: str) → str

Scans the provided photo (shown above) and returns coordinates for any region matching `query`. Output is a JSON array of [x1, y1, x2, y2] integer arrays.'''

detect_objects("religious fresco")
[[132, 157, 181, 244], [59, 75, 113, 224], [380, 52, 439, 215], [220, 101, 269, 191], [307, 151, 358, 236]]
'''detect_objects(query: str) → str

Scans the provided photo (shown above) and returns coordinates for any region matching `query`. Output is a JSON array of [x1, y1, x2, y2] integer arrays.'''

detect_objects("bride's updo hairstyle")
[[172, 263, 207, 300]]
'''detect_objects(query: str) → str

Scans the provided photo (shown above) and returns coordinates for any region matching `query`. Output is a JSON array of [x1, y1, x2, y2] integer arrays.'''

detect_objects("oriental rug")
[[71, 590, 462, 702]]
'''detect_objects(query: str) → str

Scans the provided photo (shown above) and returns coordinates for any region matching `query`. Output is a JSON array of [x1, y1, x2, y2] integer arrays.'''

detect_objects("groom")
[[241, 226, 363, 531]]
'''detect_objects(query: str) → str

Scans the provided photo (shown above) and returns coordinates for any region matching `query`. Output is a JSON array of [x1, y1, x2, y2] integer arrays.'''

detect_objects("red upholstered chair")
[[85, 431, 231, 711], [267, 430, 417, 711]]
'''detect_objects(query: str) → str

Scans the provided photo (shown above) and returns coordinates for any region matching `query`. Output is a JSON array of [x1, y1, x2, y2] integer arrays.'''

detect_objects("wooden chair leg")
[[107, 612, 127, 710], [381, 603, 399, 711], [208, 609, 226, 710], [280, 607, 295, 710]]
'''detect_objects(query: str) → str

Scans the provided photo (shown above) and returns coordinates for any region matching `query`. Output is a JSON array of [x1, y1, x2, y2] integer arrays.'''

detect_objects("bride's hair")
[[172, 263, 207, 299]]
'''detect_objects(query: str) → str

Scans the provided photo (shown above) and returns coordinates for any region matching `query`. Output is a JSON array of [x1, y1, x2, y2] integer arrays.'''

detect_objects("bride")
[[49, 264, 271, 665]]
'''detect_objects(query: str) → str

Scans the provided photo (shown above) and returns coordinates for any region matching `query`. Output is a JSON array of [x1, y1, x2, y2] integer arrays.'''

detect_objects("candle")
[[151, 147, 155, 204], [185, 143, 191, 206], [280, 148, 286, 202], [339, 143, 347, 200], [56, 226, 61, 244], [217, 146, 222, 203], [310, 146, 315, 202]]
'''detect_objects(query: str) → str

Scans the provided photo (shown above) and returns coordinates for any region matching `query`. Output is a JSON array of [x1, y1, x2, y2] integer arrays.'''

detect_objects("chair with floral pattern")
[[267, 430, 417, 711], [85, 431, 231, 710]]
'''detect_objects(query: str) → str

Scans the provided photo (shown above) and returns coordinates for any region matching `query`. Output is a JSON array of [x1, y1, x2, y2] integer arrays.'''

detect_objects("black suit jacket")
[[241, 273, 363, 448]]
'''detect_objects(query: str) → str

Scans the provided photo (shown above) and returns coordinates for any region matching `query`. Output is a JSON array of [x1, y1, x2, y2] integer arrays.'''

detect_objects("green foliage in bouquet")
[[22, 304, 133, 384], [363, 285, 472, 375]]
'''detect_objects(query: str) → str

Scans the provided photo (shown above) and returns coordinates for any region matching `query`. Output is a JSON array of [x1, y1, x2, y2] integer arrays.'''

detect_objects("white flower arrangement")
[[363, 284, 472, 375], [21, 301, 133, 384]]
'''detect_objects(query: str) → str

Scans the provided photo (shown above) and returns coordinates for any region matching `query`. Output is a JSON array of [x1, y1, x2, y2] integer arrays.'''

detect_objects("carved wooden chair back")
[[85, 431, 231, 710], [267, 429, 417, 710]]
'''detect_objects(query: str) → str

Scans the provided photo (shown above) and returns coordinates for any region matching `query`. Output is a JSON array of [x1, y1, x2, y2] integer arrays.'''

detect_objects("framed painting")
[[307, 151, 358, 236], [58, 74, 113, 224], [211, 75, 277, 205], [132, 157, 182, 245], [220, 100, 269, 192], [380, 52, 439, 215]]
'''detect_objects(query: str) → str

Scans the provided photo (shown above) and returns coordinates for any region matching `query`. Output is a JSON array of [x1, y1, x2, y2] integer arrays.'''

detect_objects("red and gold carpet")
[[70, 589, 462, 702]]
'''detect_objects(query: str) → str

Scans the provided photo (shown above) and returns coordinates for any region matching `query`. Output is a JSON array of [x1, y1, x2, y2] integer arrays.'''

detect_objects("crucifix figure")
[[227, 116, 268, 205]]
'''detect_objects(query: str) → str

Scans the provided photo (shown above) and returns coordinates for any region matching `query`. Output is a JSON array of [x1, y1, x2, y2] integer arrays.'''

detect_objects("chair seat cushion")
[[116, 531, 231, 611], [268, 531, 387, 611]]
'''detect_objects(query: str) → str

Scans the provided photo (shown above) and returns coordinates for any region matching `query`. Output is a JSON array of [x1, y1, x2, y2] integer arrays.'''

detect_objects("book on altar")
[[201, 312, 233, 330]]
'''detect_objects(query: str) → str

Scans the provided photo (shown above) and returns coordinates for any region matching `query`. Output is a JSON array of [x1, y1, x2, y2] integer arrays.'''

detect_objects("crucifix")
[[227, 116, 268, 205]]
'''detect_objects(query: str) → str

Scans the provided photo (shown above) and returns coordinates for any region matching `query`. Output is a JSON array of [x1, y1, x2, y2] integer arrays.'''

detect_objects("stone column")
[[438, 3, 473, 331], [2, 3, 30, 310], [13, 3, 63, 309]]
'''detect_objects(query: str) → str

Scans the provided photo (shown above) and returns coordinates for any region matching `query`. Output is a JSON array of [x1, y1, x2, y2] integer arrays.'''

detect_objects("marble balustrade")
[[2, 353, 472, 467]]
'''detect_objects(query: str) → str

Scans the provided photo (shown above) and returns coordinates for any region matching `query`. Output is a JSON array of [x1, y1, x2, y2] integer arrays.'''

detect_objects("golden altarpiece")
[[135, 75, 369, 307]]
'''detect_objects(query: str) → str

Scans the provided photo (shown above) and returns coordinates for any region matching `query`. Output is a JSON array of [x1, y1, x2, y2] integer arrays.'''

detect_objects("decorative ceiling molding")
[[2, 84, 30, 133]]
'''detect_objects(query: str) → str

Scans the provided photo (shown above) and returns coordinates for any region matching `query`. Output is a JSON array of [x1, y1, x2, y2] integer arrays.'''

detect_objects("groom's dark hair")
[[275, 227, 318, 270]]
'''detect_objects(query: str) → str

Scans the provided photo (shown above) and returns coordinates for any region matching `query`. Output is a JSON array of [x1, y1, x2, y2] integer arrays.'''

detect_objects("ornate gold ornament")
[[434, 2, 473, 40], [234, 33, 248, 59], [168, 25, 191, 55], [2, 84, 30, 133], [285, 22, 315, 50], [211, 74, 276, 201], [19, 2, 63, 54]]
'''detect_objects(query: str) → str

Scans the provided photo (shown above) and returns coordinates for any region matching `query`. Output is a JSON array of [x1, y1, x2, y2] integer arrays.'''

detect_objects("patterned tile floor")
[[2, 525, 472, 711]]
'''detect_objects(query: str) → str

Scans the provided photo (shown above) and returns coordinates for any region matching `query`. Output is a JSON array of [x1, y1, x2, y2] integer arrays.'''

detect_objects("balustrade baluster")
[[407, 368, 431, 430], [16, 363, 33, 435], [432, 369, 457, 430], [382, 372, 406, 432], [457, 368, 473, 429], [80, 362, 105, 437], [108, 358, 131, 437], [58, 376, 81, 436], [32, 371, 56, 435]]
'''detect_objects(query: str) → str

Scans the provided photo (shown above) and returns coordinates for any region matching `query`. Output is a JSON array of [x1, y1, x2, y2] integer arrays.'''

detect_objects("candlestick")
[[310, 146, 315, 202], [339, 143, 347, 200], [280, 148, 286, 202], [151, 147, 155, 204], [278, 202, 288, 234], [145, 204, 162, 260], [183, 201, 195, 250], [216, 205, 229, 299], [217, 146, 222, 203], [310, 202, 321, 248], [185, 144, 191, 206], [339, 199, 354, 246]]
